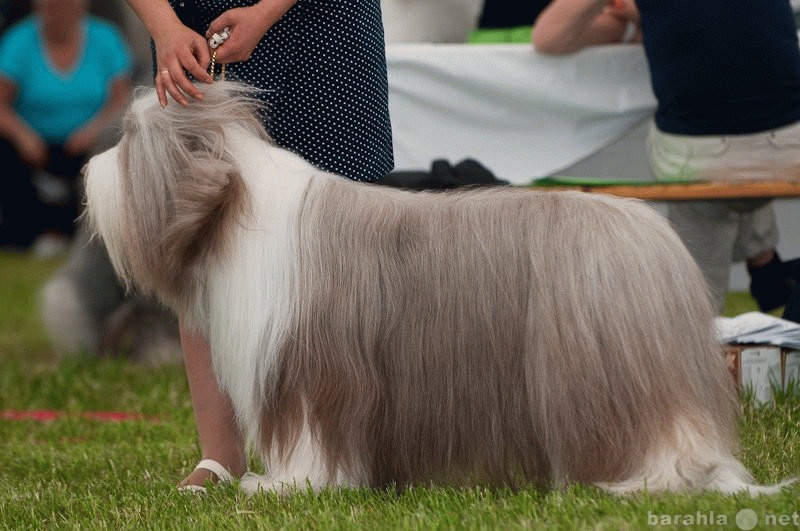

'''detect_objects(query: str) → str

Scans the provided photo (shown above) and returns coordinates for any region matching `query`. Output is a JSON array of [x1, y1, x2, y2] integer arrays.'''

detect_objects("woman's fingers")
[[154, 30, 213, 106]]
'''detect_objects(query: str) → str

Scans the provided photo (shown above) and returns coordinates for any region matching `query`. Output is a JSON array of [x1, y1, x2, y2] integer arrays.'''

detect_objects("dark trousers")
[[0, 138, 85, 248], [784, 286, 800, 323]]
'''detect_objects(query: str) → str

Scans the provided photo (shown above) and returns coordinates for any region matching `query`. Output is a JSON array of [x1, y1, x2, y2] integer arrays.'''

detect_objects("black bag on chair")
[[379, 159, 508, 190]]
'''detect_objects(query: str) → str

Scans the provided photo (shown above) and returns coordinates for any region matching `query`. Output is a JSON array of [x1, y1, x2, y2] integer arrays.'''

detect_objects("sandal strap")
[[177, 484, 207, 494], [193, 458, 235, 483]]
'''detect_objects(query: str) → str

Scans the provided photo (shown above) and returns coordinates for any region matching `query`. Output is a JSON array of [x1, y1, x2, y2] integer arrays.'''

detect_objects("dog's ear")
[[117, 92, 251, 307], [161, 151, 248, 275]]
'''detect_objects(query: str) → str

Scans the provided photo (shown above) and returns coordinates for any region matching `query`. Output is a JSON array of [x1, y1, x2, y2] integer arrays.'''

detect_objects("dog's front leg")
[[240, 421, 358, 495]]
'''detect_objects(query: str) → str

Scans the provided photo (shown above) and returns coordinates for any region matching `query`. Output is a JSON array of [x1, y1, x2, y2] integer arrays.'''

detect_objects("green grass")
[[1, 251, 800, 530]]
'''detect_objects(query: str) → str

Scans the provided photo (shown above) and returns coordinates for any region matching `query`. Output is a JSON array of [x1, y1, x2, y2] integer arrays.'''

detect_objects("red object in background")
[[2, 410, 62, 421], [2, 410, 156, 422]]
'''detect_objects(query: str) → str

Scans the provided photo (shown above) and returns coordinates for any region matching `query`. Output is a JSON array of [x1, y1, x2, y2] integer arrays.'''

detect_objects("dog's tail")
[[596, 417, 793, 496]]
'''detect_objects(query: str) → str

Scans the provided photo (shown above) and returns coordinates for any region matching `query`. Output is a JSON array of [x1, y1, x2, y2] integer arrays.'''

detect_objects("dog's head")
[[84, 82, 267, 311]]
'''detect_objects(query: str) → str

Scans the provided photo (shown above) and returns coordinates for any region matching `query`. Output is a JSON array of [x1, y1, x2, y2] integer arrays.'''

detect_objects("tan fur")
[[261, 181, 736, 488], [85, 82, 782, 495]]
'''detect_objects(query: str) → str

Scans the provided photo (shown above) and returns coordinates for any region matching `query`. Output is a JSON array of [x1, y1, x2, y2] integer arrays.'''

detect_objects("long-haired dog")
[[41, 225, 182, 365], [84, 82, 784, 495]]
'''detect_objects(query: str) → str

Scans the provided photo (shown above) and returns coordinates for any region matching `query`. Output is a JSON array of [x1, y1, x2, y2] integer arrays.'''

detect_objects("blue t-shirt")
[[0, 16, 132, 144], [638, 0, 800, 135]]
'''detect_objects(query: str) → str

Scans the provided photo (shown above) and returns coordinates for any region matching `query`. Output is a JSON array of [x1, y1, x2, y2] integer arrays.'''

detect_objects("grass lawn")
[[1, 251, 799, 530]]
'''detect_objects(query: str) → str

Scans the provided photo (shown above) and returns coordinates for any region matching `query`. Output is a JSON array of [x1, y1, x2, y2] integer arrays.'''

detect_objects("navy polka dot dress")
[[166, 0, 394, 181]]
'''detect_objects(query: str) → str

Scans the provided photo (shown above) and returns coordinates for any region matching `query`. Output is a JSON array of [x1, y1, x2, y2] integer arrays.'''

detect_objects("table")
[[386, 43, 657, 185], [385, 44, 800, 290]]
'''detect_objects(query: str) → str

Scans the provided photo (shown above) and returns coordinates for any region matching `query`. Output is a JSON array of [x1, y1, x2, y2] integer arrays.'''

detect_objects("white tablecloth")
[[386, 43, 800, 290], [386, 43, 657, 185]]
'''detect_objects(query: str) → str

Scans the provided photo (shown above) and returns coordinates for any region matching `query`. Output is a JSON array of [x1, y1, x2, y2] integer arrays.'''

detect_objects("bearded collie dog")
[[83, 82, 784, 495]]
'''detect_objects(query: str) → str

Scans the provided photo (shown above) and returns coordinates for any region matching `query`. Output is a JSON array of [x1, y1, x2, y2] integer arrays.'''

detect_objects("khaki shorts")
[[645, 121, 800, 310], [646, 120, 800, 182]]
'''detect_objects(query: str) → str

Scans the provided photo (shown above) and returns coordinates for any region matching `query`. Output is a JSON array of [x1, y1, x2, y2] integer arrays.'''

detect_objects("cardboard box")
[[725, 344, 800, 405]]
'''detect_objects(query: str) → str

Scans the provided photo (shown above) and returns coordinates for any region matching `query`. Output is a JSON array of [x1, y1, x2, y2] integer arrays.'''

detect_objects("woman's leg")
[[0, 139, 44, 248], [178, 323, 247, 487]]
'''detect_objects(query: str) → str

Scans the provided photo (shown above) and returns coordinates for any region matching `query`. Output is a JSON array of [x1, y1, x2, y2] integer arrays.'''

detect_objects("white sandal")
[[177, 458, 235, 493]]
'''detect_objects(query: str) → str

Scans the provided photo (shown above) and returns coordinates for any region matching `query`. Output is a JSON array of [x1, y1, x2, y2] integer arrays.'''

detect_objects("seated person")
[[468, 0, 639, 44], [533, 0, 800, 313], [0, 0, 131, 253]]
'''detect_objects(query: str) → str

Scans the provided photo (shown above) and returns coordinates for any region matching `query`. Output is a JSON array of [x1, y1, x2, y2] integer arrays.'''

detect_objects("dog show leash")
[[208, 26, 230, 80]]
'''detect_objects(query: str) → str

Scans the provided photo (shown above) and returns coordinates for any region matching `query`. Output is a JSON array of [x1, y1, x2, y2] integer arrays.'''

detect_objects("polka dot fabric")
[[167, 0, 394, 181]]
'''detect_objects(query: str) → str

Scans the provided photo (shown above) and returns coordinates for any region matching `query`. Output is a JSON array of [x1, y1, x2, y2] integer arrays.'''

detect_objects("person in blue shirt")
[[0, 0, 132, 252], [533, 0, 800, 313]]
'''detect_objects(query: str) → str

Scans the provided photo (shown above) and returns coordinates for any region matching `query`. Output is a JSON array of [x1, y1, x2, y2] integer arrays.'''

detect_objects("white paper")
[[739, 347, 782, 405]]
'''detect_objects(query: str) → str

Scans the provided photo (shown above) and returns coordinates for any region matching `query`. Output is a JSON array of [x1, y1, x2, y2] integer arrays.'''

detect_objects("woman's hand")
[[64, 123, 99, 156], [603, 0, 641, 43], [607, 0, 640, 25], [153, 20, 214, 107], [14, 129, 48, 168], [205, 1, 297, 64], [205, 6, 271, 64]]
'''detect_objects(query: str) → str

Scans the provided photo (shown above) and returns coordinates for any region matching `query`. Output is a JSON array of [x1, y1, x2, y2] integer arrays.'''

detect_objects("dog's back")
[[259, 180, 744, 491]]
